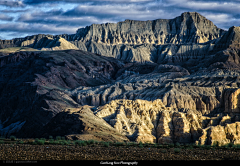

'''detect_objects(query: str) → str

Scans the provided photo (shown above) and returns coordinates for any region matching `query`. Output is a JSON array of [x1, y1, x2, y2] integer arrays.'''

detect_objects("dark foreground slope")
[[0, 49, 128, 141]]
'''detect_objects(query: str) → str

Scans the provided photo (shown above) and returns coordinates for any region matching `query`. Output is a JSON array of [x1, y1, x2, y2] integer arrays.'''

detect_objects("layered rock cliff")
[[73, 12, 224, 45], [0, 12, 226, 63], [63, 12, 225, 63]]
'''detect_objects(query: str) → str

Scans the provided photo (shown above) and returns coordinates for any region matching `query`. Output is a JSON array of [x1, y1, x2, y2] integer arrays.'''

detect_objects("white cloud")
[[68, 3, 167, 21], [0, 22, 78, 34], [203, 13, 230, 24], [0, 14, 14, 21]]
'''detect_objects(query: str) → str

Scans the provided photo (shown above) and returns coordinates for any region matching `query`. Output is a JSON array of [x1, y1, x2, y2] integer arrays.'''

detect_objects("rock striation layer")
[[73, 12, 224, 45]]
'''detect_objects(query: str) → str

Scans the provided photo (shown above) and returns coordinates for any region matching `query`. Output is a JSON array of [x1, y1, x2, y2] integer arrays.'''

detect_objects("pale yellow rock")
[[224, 88, 240, 113], [95, 97, 240, 145], [21, 38, 35, 47], [157, 111, 173, 144], [41, 37, 79, 51], [135, 134, 156, 143], [198, 125, 230, 146], [224, 122, 240, 144], [219, 115, 231, 126], [95, 99, 203, 144]]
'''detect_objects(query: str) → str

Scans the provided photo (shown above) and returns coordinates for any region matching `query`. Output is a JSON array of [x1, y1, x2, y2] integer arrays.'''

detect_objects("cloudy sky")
[[0, 0, 239, 40]]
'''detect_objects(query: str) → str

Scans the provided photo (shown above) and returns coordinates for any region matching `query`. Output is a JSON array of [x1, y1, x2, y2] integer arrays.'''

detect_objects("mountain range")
[[0, 12, 240, 145]]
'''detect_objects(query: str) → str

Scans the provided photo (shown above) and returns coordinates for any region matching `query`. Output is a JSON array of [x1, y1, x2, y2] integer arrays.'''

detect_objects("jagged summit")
[[216, 26, 240, 47], [73, 12, 225, 45], [0, 12, 232, 64], [0, 12, 226, 51]]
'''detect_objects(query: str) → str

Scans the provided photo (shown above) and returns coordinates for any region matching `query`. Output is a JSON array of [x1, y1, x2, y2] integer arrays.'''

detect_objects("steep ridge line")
[[0, 12, 226, 63]]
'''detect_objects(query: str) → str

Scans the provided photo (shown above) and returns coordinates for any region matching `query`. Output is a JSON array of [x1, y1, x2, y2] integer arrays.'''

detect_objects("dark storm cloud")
[[17, 11, 105, 27], [167, 0, 240, 15], [23, 0, 153, 4], [0, 9, 30, 13], [0, 0, 25, 7]]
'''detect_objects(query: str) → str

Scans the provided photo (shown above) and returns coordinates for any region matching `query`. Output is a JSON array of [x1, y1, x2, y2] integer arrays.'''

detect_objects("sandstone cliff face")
[[224, 88, 240, 114], [70, 62, 229, 116], [70, 41, 214, 63], [198, 121, 240, 146], [94, 99, 203, 143], [93, 98, 240, 145]]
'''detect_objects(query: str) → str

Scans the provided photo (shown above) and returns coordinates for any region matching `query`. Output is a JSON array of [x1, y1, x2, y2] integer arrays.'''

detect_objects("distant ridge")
[[72, 12, 225, 45], [1, 12, 225, 48], [0, 12, 233, 63]]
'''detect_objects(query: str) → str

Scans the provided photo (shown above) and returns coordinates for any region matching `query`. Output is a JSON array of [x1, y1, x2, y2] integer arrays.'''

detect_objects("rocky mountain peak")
[[214, 26, 240, 50], [72, 12, 225, 45]]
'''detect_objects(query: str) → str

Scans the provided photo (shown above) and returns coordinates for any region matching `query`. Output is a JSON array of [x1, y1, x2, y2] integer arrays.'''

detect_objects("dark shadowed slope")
[[0, 49, 127, 140]]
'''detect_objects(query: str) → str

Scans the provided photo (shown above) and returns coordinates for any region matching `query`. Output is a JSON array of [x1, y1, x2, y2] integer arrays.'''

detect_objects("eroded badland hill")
[[0, 12, 240, 146]]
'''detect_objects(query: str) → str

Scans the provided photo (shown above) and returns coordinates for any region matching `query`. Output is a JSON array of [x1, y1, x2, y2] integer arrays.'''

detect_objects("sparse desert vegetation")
[[0, 136, 240, 160]]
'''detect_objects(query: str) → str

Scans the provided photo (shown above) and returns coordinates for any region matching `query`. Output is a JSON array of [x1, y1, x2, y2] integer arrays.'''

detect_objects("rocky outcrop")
[[214, 26, 240, 51], [70, 62, 229, 115], [63, 12, 225, 63], [1, 44, 240, 144], [224, 88, 240, 114], [94, 99, 203, 143], [0, 34, 79, 51], [0, 38, 25, 49], [20, 35, 79, 51], [40, 106, 129, 142], [94, 98, 240, 145], [198, 120, 240, 146]]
